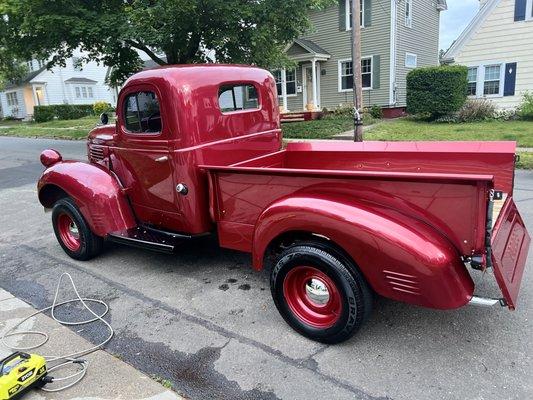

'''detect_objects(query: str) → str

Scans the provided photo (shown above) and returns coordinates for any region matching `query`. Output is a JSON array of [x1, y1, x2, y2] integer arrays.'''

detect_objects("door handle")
[[155, 156, 168, 162]]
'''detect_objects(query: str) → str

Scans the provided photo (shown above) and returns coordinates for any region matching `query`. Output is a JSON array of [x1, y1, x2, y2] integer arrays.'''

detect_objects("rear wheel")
[[52, 197, 103, 260], [270, 242, 372, 344]]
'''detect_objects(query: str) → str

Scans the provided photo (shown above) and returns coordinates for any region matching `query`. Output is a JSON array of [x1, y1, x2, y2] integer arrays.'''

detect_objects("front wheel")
[[270, 243, 372, 344], [52, 197, 103, 260]]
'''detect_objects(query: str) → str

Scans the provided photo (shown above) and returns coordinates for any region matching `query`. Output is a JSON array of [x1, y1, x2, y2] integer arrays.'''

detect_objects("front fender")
[[253, 195, 474, 310], [38, 161, 136, 237]]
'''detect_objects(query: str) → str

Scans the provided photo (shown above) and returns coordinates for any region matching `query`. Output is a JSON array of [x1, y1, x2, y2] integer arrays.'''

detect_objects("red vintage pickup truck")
[[37, 65, 530, 343]]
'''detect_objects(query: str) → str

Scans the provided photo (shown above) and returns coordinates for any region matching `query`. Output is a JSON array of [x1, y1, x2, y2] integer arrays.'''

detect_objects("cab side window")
[[124, 91, 162, 133]]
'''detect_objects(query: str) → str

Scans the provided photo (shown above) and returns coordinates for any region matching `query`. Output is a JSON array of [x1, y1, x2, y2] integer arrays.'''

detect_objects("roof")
[[293, 39, 330, 56], [443, 0, 500, 62], [63, 77, 98, 84], [3, 66, 46, 90], [284, 38, 331, 61]]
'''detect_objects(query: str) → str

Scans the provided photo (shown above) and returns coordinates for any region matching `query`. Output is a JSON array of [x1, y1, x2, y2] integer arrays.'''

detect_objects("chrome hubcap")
[[69, 222, 79, 238], [305, 278, 330, 305]]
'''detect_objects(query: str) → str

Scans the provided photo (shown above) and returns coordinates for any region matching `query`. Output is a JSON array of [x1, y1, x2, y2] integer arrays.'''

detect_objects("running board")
[[107, 226, 193, 253]]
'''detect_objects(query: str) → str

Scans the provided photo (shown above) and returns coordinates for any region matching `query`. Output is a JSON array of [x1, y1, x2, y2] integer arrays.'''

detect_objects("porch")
[[277, 39, 331, 113]]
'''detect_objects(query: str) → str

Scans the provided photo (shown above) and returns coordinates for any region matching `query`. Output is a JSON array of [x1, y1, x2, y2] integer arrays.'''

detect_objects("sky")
[[440, 0, 480, 51]]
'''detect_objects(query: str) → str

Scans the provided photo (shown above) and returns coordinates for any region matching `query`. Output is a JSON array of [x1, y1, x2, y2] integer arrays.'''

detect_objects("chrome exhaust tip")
[[468, 296, 506, 307]]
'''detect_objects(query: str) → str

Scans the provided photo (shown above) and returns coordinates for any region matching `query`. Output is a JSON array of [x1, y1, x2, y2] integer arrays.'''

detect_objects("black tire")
[[51, 197, 103, 260], [270, 242, 372, 344]]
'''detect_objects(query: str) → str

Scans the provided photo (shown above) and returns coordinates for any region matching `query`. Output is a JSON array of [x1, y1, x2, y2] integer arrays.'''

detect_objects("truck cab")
[[37, 65, 531, 344]]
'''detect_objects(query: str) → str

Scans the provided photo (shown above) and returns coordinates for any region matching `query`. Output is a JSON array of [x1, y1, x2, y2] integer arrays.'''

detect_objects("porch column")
[[311, 59, 317, 110], [281, 68, 288, 112]]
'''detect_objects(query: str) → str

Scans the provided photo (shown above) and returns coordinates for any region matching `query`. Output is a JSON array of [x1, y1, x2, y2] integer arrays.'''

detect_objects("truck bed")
[[232, 141, 517, 193], [202, 140, 529, 309], [202, 141, 516, 256]]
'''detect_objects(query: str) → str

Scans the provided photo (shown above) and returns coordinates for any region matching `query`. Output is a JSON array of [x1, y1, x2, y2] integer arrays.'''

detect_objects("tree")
[[0, 0, 335, 86]]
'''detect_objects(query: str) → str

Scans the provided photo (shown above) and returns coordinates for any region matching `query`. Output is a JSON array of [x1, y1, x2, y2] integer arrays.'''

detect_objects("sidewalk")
[[0, 289, 183, 400]]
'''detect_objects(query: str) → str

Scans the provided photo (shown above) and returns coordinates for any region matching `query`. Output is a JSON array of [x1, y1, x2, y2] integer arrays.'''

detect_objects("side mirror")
[[100, 113, 109, 125]]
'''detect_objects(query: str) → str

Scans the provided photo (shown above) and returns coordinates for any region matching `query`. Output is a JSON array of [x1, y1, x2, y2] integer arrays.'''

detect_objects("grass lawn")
[[0, 116, 100, 140], [365, 118, 533, 147], [517, 152, 533, 169], [282, 114, 376, 139]]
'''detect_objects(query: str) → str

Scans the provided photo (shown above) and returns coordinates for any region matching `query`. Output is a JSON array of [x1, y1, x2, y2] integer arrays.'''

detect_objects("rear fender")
[[253, 195, 474, 310], [38, 161, 136, 237]]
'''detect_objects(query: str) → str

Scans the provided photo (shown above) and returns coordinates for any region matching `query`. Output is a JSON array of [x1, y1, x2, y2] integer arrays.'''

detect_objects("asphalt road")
[[0, 136, 532, 400]]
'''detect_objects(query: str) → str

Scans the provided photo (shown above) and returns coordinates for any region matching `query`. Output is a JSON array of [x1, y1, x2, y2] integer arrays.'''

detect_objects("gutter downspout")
[[389, 0, 398, 106]]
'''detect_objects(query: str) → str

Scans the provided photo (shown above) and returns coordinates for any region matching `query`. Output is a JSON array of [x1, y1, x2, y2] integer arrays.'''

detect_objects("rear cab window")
[[218, 84, 259, 113], [124, 91, 162, 133]]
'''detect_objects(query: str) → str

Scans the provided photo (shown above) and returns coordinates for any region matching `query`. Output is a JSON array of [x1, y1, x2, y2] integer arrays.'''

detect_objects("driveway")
[[0, 136, 532, 400]]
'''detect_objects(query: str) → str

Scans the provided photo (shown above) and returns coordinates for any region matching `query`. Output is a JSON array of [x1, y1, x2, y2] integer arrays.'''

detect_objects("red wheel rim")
[[283, 266, 342, 329], [57, 213, 81, 252]]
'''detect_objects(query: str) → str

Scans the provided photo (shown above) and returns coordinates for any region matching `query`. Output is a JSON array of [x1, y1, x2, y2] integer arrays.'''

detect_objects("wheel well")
[[263, 230, 356, 272], [39, 184, 69, 208]]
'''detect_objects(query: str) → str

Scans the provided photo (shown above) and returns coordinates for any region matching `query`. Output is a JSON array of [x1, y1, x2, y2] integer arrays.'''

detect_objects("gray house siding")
[[287, 0, 391, 110], [395, 0, 441, 105]]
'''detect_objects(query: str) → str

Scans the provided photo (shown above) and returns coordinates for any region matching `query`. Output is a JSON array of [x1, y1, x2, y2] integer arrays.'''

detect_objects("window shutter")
[[339, 0, 346, 31], [364, 0, 372, 27], [372, 55, 380, 89], [504, 62, 517, 96], [514, 0, 527, 21]]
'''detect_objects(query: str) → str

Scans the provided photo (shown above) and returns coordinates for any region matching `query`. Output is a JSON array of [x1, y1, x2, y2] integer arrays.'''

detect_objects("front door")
[[34, 86, 45, 105], [113, 85, 182, 230]]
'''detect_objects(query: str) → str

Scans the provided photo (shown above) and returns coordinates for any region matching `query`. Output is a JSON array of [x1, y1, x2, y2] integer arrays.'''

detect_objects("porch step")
[[281, 113, 307, 123], [107, 225, 195, 253], [281, 118, 305, 123]]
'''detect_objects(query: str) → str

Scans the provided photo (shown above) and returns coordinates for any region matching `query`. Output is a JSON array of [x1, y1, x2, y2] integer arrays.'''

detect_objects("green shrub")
[[93, 101, 114, 115], [33, 106, 56, 122], [368, 104, 383, 119], [407, 65, 468, 119], [331, 106, 354, 117], [34, 104, 94, 122], [457, 99, 495, 122], [518, 91, 533, 120]]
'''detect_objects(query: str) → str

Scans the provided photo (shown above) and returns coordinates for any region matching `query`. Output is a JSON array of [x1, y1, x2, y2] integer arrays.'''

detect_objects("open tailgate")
[[491, 197, 531, 309]]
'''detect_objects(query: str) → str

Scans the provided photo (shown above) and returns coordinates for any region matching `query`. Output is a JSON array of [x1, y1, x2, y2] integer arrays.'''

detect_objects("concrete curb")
[[0, 288, 183, 400]]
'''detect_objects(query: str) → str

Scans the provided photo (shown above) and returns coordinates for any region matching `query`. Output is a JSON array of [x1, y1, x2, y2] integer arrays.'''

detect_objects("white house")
[[0, 49, 116, 120], [443, 0, 533, 109]]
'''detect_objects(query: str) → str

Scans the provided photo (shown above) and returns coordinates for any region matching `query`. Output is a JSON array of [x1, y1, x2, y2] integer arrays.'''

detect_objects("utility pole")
[[351, 0, 363, 142]]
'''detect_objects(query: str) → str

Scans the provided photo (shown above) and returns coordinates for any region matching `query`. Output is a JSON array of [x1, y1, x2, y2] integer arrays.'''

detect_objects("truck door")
[[113, 86, 181, 230]]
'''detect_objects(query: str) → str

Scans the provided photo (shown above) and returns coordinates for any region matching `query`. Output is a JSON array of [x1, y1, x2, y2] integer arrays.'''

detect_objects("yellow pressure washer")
[[0, 352, 48, 400]]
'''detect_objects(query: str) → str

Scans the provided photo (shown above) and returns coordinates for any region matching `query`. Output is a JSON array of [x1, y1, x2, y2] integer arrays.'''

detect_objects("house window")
[[405, 53, 417, 68], [6, 92, 18, 106], [338, 58, 372, 91], [467, 67, 478, 96], [124, 91, 162, 133], [26, 60, 34, 72], [273, 69, 297, 97], [74, 86, 94, 99], [218, 84, 259, 113], [37, 59, 46, 68], [483, 65, 501, 96], [527, 0, 533, 20], [405, 0, 413, 28], [346, 0, 365, 30]]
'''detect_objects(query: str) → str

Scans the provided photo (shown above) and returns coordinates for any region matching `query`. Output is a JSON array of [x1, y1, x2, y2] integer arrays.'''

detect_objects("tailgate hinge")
[[484, 189, 502, 269]]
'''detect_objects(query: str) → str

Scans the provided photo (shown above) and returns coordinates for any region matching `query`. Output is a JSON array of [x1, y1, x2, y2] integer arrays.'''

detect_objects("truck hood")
[[88, 124, 116, 146]]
